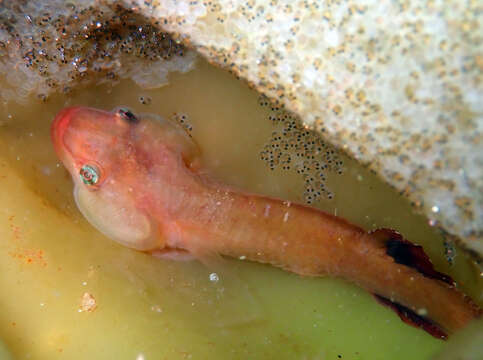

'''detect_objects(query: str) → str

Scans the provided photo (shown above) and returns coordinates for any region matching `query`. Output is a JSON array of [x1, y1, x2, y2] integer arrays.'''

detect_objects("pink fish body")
[[51, 106, 480, 337]]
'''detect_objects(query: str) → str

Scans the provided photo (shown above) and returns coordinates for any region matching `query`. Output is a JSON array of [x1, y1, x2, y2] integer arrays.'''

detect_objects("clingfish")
[[51, 106, 480, 338]]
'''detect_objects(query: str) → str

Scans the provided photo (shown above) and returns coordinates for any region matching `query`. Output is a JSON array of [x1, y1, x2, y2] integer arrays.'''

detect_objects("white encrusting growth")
[[0, 0, 481, 256]]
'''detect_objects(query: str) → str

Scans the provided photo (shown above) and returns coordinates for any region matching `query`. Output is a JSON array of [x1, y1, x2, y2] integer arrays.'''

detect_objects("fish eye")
[[116, 107, 139, 124], [80, 164, 100, 186]]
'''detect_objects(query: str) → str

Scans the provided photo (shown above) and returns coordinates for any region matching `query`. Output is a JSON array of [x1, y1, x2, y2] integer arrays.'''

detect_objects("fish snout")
[[51, 106, 83, 156]]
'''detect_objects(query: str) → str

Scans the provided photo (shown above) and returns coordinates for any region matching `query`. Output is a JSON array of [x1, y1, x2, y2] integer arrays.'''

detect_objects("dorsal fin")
[[370, 228, 454, 286]]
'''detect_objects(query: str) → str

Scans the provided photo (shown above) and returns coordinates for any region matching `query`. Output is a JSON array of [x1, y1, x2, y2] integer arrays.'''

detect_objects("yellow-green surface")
[[0, 59, 480, 359], [0, 339, 12, 360], [432, 320, 483, 360]]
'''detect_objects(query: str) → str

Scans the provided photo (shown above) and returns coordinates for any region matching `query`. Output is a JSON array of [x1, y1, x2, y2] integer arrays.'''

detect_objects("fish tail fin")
[[367, 228, 481, 338]]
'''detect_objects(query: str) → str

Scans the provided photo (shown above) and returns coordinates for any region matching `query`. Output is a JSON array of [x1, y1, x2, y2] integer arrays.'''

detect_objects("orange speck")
[[10, 247, 47, 266]]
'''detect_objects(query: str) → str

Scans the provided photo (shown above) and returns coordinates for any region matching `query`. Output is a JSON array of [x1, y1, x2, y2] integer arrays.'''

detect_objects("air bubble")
[[209, 273, 219, 283]]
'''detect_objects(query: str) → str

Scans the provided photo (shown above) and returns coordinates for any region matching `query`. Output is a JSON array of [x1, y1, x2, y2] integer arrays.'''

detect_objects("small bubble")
[[417, 308, 428, 316], [431, 205, 440, 213], [150, 305, 162, 313], [209, 273, 219, 283]]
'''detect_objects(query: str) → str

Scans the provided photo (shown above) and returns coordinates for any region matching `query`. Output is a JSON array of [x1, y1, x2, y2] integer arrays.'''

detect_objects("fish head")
[[51, 106, 138, 186], [51, 106, 162, 250]]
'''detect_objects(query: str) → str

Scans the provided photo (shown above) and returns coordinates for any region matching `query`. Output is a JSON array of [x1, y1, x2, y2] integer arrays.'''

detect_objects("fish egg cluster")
[[258, 95, 343, 204], [0, 1, 196, 103], [443, 237, 456, 265], [171, 112, 193, 136], [138, 95, 152, 105]]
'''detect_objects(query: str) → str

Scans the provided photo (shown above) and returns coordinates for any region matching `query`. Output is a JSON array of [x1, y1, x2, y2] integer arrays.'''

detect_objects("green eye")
[[80, 164, 100, 185]]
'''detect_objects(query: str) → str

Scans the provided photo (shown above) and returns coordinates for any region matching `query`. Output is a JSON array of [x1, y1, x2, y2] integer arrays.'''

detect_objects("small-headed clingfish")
[[51, 106, 481, 339]]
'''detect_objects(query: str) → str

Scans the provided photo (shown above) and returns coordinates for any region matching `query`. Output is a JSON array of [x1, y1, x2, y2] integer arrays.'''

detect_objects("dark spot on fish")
[[117, 107, 138, 124], [371, 228, 454, 285], [374, 294, 447, 340]]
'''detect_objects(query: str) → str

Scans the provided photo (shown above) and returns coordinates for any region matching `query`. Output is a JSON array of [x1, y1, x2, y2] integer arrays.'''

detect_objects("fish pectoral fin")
[[74, 184, 160, 251], [193, 244, 265, 328], [369, 228, 454, 285], [150, 248, 195, 261], [144, 112, 202, 166], [153, 230, 265, 327]]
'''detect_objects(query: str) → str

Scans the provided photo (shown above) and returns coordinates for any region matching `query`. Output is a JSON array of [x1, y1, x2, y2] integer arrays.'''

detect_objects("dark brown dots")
[[0, 2, 187, 92], [138, 95, 152, 105], [37, 93, 47, 102], [258, 96, 343, 203], [172, 113, 193, 136], [443, 238, 456, 265]]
